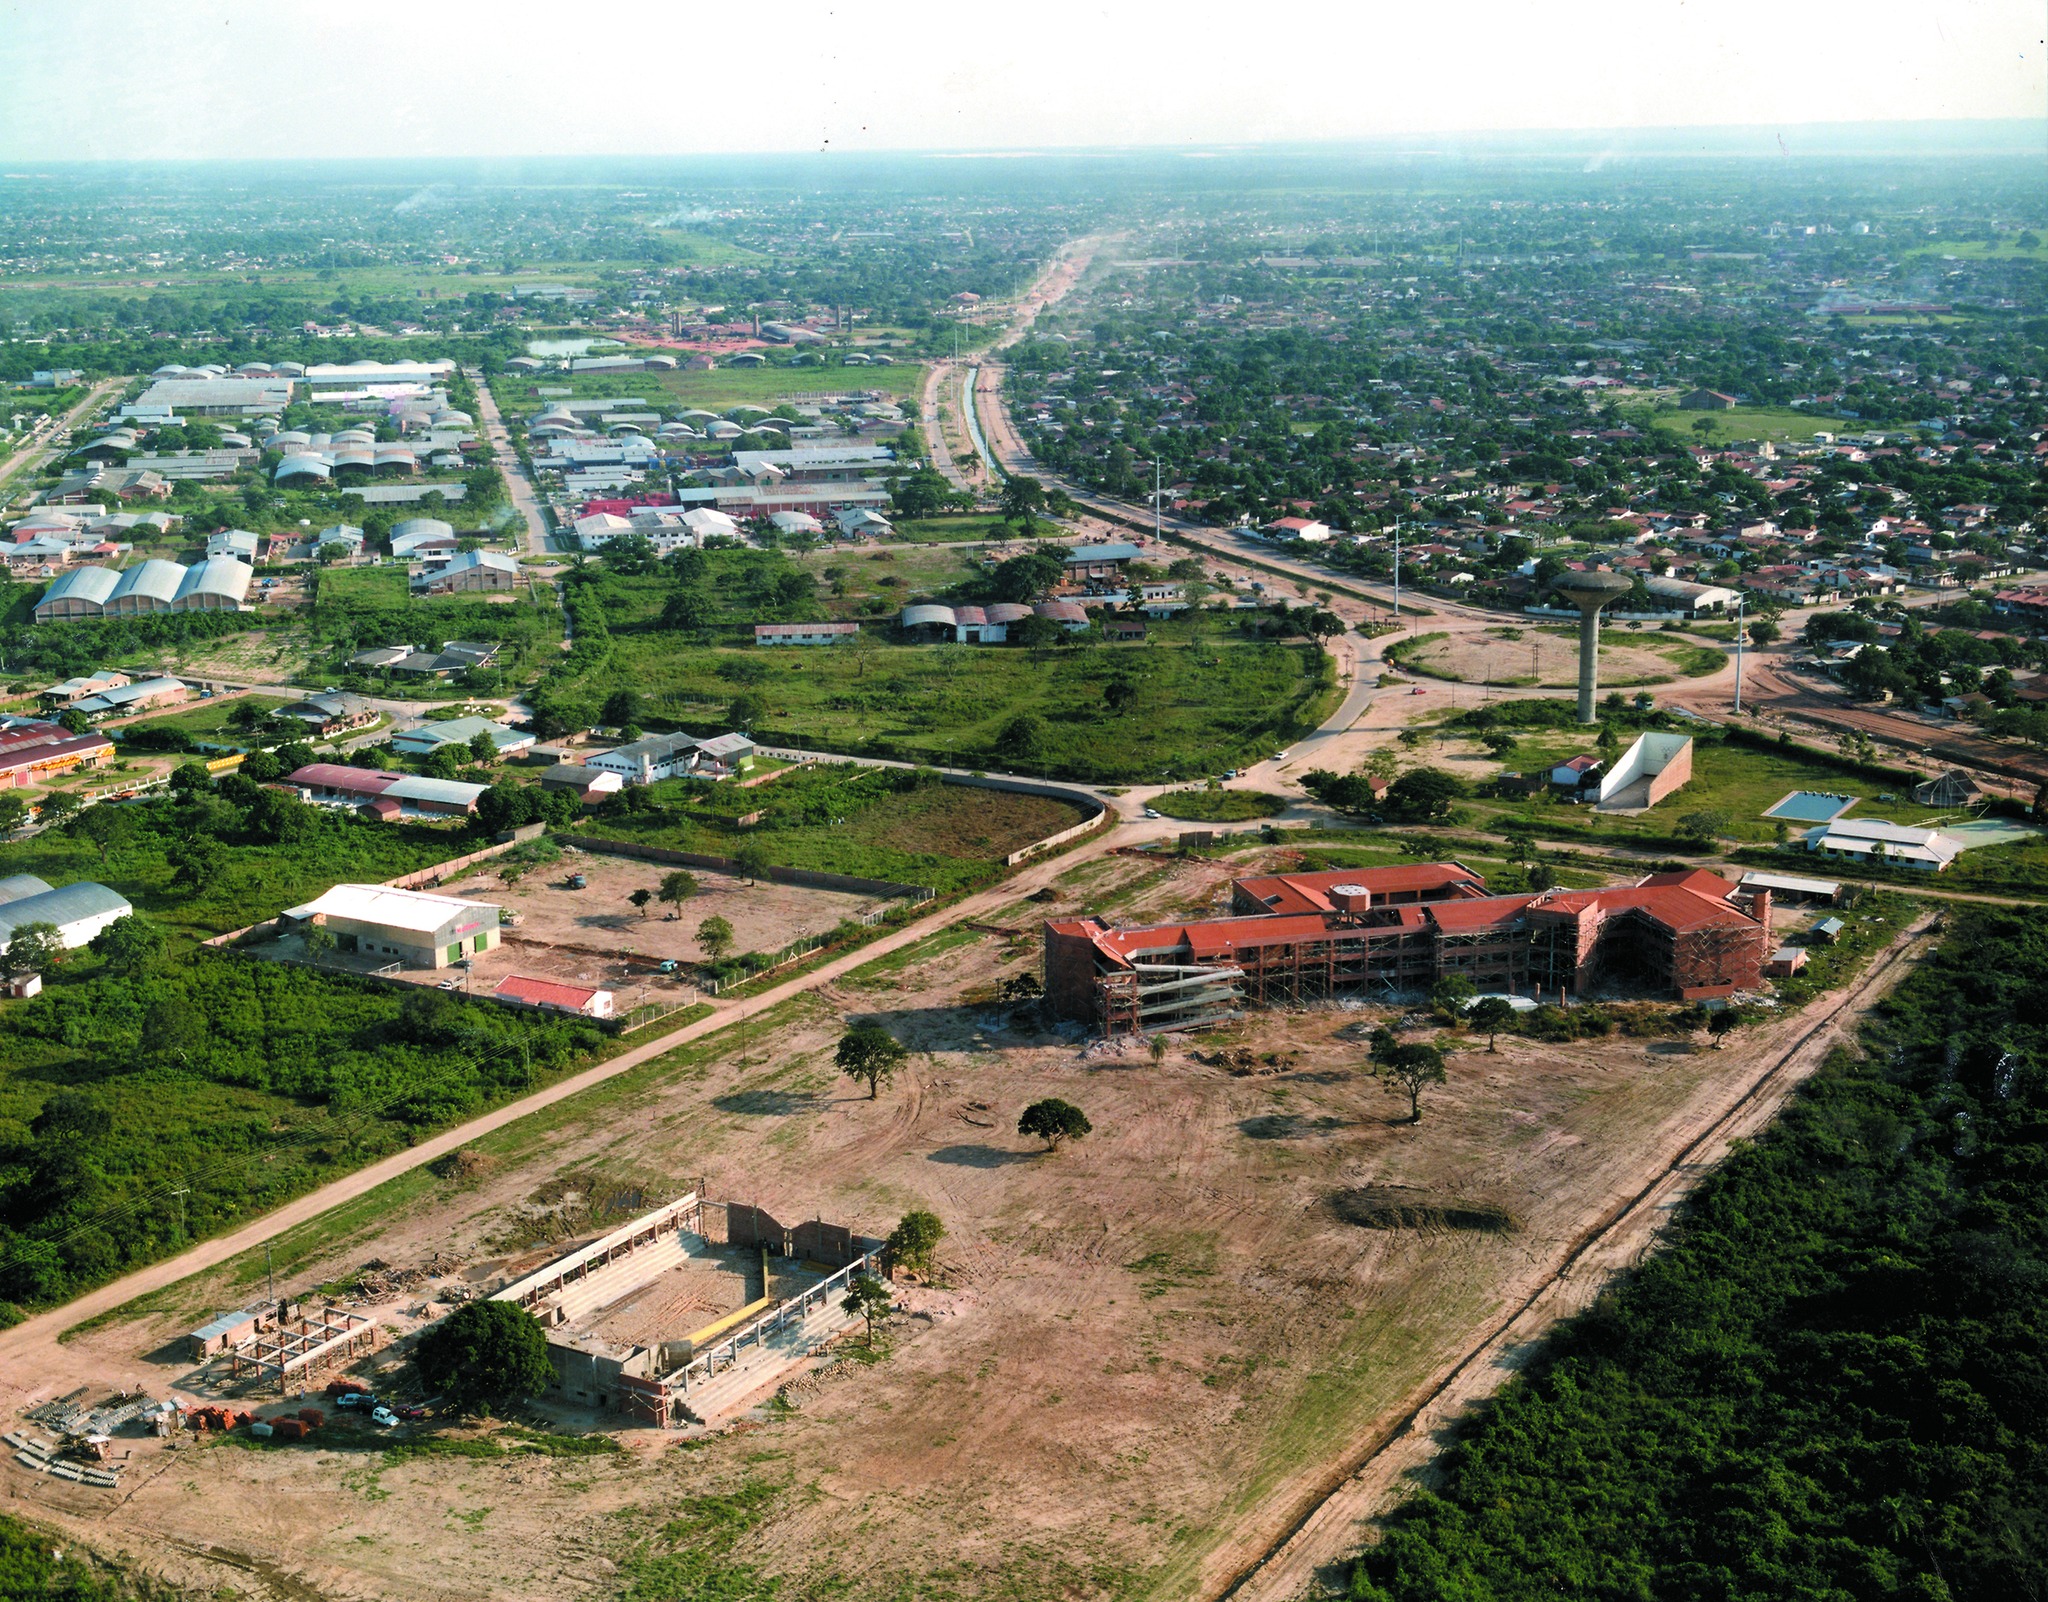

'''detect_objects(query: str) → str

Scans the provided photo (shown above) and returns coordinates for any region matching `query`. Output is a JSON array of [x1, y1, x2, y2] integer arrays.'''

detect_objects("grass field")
[[1150, 787, 1291, 821], [122, 692, 291, 743], [888, 514, 1061, 545], [567, 768, 1087, 895], [656, 363, 924, 409], [1463, 727, 1950, 848], [566, 623, 1336, 784], [1644, 406, 1848, 446]]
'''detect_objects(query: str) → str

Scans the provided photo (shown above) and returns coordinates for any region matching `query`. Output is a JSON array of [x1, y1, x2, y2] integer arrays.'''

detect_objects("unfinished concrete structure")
[[226, 1308, 378, 1394], [1596, 731, 1694, 812], [1551, 569, 1634, 724], [1045, 864, 1771, 1034], [491, 1190, 882, 1428]]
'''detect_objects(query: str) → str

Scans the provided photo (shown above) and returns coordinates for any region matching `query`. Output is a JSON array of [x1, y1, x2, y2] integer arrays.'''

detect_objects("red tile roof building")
[[1045, 863, 1769, 1034]]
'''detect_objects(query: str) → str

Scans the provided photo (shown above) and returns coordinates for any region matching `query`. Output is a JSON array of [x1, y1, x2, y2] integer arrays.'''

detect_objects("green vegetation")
[[414, 1300, 555, 1415], [568, 766, 1084, 895], [1149, 788, 1291, 822], [1019, 1097, 1092, 1151], [119, 693, 292, 745], [1351, 907, 2048, 1602], [0, 1512, 167, 1599], [1642, 404, 1848, 446]]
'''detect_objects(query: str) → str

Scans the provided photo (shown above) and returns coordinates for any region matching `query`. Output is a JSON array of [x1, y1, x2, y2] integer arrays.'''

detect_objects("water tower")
[[1550, 570, 1634, 724]]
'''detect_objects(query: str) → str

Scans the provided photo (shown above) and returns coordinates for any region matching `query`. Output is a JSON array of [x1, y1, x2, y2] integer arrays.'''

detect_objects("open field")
[[658, 363, 925, 408], [563, 769, 1089, 896], [1391, 625, 1724, 687], [0, 845, 1928, 1602], [1642, 405, 1848, 445], [120, 692, 291, 743]]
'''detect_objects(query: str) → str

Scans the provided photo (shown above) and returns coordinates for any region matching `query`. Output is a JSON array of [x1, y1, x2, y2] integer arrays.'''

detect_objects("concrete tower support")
[[1551, 571, 1634, 724]]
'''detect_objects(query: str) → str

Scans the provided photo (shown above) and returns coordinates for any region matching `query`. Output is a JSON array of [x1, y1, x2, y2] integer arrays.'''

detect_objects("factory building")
[[1045, 864, 1771, 1034], [279, 884, 501, 969], [0, 876, 134, 955], [33, 559, 251, 622]]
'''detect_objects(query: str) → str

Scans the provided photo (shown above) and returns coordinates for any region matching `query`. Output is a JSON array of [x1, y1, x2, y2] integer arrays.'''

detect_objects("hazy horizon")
[[0, 0, 2040, 164]]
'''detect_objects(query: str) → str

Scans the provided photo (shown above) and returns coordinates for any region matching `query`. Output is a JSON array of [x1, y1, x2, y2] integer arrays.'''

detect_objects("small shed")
[[1912, 769, 1983, 808], [187, 1308, 263, 1361], [1105, 618, 1147, 642], [4, 972, 40, 999], [1810, 916, 1846, 945]]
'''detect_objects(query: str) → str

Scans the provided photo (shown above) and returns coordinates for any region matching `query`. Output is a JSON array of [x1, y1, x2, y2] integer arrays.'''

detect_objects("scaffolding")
[[229, 1308, 377, 1394], [1099, 962, 1244, 1035]]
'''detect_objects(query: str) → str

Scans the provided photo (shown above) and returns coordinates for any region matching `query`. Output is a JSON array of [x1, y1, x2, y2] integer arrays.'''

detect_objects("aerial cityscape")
[[0, 3, 2043, 1599]]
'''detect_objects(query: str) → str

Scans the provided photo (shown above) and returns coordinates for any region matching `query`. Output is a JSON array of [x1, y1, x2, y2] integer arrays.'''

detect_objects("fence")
[[695, 906, 895, 995], [569, 835, 934, 903]]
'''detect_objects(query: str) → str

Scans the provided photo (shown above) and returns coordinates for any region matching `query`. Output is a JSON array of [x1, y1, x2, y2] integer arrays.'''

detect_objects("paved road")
[[469, 369, 551, 555], [0, 378, 124, 494]]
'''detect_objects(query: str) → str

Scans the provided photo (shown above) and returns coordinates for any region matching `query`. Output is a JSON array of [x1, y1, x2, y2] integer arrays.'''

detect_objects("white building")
[[281, 884, 501, 969], [1804, 818, 1963, 872], [0, 877, 133, 956]]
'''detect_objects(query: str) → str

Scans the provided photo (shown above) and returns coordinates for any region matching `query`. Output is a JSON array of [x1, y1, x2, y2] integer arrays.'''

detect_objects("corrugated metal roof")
[[0, 882, 131, 944], [282, 884, 498, 934], [0, 875, 54, 905], [383, 775, 487, 806]]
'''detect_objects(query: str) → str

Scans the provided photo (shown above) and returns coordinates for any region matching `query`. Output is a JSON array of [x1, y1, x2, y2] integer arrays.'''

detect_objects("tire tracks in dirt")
[[1208, 914, 1938, 1602]]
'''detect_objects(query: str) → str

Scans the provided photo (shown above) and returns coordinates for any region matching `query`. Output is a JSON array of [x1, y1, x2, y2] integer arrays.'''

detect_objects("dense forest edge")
[[1348, 905, 2048, 1602]]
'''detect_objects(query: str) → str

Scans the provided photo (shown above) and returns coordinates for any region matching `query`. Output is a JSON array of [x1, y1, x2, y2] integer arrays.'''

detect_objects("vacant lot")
[[566, 769, 1090, 894], [1644, 405, 1847, 446], [1394, 626, 1722, 688], [3, 845, 1903, 1602], [121, 692, 292, 743]]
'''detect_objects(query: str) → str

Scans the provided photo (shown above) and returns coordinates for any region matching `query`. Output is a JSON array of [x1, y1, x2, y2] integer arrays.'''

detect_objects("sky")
[[0, 0, 2040, 163]]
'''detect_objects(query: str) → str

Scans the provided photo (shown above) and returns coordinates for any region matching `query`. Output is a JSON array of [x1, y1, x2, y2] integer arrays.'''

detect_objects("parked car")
[[1142, 807, 1160, 819], [335, 1392, 373, 1410], [370, 1407, 398, 1428]]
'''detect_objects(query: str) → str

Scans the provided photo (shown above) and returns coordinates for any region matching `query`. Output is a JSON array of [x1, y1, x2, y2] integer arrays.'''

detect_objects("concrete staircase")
[[673, 1290, 856, 1424], [545, 1229, 698, 1326]]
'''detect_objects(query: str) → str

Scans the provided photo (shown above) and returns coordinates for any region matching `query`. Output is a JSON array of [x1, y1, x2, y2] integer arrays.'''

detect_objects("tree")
[[1469, 996, 1517, 1052], [4, 921, 65, 976], [413, 1300, 555, 1415], [657, 870, 699, 915], [87, 915, 167, 977], [1677, 809, 1731, 848], [727, 692, 766, 730], [1501, 822, 1539, 863], [602, 689, 642, 727], [0, 792, 27, 834], [1104, 677, 1139, 717], [1482, 731, 1520, 761], [303, 922, 337, 964], [994, 712, 1047, 763], [1430, 974, 1478, 1020], [58, 707, 91, 735], [732, 839, 772, 885], [1019, 1097, 1092, 1152], [36, 791, 83, 830], [167, 836, 223, 890], [999, 473, 1046, 530], [837, 1024, 907, 1100], [840, 1271, 893, 1342], [1372, 1035, 1448, 1123], [1747, 617, 1781, 647], [696, 915, 735, 962], [1706, 1009, 1739, 1050], [1385, 768, 1468, 821], [988, 548, 1065, 604], [425, 745, 466, 781], [68, 803, 135, 865], [886, 1209, 945, 1280], [628, 887, 653, 918], [1527, 863, 1558, 893], [467, 730, 499, 766]]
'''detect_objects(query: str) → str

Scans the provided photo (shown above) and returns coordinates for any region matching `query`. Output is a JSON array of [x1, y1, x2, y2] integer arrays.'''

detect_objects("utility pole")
[[171, 1188, 189, 1240], [266, 1242, 274, 1307], [1734, 593, 1745, 715], [1153, 458, 1162, 543]]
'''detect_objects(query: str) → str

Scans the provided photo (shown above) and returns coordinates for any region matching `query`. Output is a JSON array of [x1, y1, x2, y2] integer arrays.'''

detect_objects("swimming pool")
[[1764, 791, 1860, 823]]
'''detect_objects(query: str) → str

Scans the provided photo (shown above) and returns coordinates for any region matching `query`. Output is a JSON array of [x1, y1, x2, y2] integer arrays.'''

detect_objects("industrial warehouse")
[[1044, 863, 1774, 1034]]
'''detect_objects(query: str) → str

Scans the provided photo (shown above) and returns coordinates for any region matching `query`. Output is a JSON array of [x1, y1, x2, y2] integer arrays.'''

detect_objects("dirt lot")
[[1404, 624, 1719, 687], [2, 846, 1911, 1602], [441, 848, 893, 999]]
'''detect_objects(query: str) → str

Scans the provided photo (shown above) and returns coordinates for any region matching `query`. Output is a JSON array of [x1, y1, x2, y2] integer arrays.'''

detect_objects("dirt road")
[[469, 369, 551, 554], [1210, 912, 1938, 1602], [0, 378, 124, 492]]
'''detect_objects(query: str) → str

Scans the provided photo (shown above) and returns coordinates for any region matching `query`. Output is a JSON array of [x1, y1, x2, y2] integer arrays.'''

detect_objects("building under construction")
[[488, 1189, 883, 1428], [1044, 864, 1771, 1035]]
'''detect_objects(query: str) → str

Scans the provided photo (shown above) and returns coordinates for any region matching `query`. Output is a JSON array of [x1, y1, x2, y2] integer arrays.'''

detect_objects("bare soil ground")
[[0, 848, 1917, 1602], [160, 629, 313, 685], [486, 849, 886, 970], [1403, 626, 1717, 688]]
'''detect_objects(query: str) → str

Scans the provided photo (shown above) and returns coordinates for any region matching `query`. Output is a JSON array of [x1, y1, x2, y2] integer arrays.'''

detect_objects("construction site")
[[1045, 862, 1774, 1034], [491, 1188, 884, 1427]]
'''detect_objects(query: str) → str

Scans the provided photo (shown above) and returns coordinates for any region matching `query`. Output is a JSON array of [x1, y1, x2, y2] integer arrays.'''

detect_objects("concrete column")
[[1577, 609, 1601, 724]]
